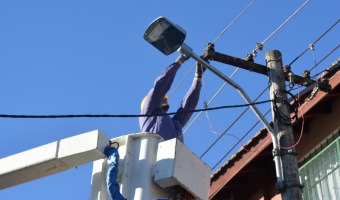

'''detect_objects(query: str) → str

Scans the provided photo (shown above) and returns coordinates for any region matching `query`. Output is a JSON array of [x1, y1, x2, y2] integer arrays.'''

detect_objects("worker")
[[139, 53, 207, 142], [104, 146, 127, 200], [105, 54, 207, 199]]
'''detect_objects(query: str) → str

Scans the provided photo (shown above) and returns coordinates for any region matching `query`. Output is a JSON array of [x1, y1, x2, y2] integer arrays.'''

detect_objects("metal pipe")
[[179, 43, 274, 134], [179, 43, 284, 185]]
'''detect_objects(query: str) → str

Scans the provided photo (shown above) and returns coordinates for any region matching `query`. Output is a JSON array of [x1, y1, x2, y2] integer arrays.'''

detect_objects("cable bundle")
[[272, 89, 298, 126]]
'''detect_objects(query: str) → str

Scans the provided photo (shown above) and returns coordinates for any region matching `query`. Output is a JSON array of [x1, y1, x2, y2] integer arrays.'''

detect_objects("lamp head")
[[144, 16, 186, 55]]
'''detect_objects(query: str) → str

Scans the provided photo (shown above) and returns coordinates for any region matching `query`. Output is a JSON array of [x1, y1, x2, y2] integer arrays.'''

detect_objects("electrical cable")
[[205, 111, 259, 153], [183, 68, 240, 134], [279, 85, 305, 150], [288, 18, 340, 66], [248, 0, 311, 59], [0, 100, 272, 119], [272, 89, 298, 126], [262, 0, 311, 46], [211, 109, 272, 170], [309, 44, 340, 75], [312, 55, 340, 80], [200, 86, 269, 158], [182, 0, 258, 133], [210, 84, 307, 169], [210, 0, 257, 45]]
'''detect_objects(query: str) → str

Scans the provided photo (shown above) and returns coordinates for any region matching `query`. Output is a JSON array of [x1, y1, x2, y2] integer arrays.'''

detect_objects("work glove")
[[177, 53, 190, 64], [195, 56, 208, 78]]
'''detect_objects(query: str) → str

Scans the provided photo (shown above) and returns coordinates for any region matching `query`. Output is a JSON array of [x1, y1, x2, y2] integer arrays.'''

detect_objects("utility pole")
[[266, 50, 302, 200]]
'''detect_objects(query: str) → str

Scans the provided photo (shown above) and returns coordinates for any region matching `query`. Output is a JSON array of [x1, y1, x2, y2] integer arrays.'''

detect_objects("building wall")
[[297, 96, 340, 161]]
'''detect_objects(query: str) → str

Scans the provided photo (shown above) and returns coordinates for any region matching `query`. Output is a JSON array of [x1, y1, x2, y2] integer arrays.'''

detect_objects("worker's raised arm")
[[141, 54, 189, 114], [174, 59, 207, 127]]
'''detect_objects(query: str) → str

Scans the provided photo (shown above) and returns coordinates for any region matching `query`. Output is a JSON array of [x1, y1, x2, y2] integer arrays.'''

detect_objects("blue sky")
[[0, 1, 339, 199]]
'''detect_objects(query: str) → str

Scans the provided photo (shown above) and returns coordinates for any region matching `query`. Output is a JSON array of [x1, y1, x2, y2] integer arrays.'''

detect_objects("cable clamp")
[[288, 72, 295, 88], [203, 101, 208, 109], [256, 42, 263, 51], [272, 148, 298, 157], [283, 65, 291, 73], [273, 90, 285, 103], [244, 53, 254, 62], [309, 43, 315, 51]]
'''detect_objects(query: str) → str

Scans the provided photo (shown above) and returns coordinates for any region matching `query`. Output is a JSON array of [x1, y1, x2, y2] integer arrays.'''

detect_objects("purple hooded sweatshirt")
[[139, 62, 202, 142]]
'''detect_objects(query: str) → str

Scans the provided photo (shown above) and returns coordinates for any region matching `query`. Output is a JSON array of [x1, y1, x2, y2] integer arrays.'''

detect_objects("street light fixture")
[[144, 16, 274, 135], [144, 16, 186, 55], [144, 17, 284, 189]]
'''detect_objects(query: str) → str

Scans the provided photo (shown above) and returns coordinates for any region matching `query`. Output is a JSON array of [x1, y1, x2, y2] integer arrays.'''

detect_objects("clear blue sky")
[[0, 1, 339, 199]]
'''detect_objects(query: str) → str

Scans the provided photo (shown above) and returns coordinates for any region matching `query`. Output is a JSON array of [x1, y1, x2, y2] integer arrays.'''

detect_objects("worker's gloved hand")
[[105, 146, 119, 165], [195, 56, 208, 78], [177, 53, 190, 64]]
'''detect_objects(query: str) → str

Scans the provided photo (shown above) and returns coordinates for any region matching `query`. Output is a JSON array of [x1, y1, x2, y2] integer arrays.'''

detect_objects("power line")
[[289, 18, 340, 66], [309, 44, 340, 73], [0, 100, 272, 119], [210, 0, 257, 45], [247, 0, 311, 60], [261, 0, 311, 46]]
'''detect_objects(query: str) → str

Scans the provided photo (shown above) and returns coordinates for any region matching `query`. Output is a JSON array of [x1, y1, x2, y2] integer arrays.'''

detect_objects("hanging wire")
[[205, 108, 261, 153], [312, 56, 340, 80], [279, 85, 305, 150], [211, 109, 272, 170], [183, 0, 258, 133], [210, 0, 257, 45], [200, 86, 269, 158], [289, 18, 340, 66], [309, 46, 318, 77], [309, 44, 340, 74], [0, 100, 272, 119], [262, 0, 311, 45], [183, 68, 240, 134], [248, 0, 311, 59]]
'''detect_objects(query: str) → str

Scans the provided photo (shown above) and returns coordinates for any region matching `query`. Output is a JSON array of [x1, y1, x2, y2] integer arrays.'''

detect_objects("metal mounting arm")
[[204, 44, 317, 87], [179, 43, 275, 134]]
